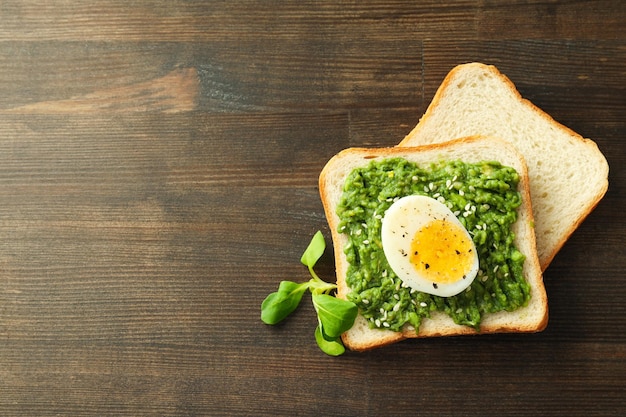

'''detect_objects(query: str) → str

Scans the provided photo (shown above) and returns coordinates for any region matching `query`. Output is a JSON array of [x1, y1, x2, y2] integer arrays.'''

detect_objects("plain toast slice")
[[399, 63, 609, 270]]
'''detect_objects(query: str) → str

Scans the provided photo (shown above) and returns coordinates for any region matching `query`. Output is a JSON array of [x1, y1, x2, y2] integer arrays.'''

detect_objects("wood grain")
[[0, 1, 624, 416], [0, 40, 421, 112]]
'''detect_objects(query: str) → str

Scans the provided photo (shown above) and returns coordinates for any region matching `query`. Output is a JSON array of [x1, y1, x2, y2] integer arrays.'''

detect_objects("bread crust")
[[399, 63, 609, 271], [319, 136, 548, 351]]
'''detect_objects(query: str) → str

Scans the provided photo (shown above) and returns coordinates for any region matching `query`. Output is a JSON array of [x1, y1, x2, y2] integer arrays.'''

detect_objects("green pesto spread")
[[337, 158, 531, 332]]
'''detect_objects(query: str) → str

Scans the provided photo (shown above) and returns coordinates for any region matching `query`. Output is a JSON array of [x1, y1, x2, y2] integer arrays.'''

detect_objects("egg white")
[[381, 195, 479, 297]]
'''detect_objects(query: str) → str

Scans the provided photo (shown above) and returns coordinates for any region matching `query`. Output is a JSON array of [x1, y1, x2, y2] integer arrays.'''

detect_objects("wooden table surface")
[[0, 1, 624, 416]]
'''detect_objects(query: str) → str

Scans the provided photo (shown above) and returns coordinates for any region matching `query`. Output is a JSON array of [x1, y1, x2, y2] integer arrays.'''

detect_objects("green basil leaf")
[[314, 325, 345, 356], [260, 281, 308, 325], [300, 230, 325, 268], [312, 293, 358, 339], [277, 280, 308, 295]]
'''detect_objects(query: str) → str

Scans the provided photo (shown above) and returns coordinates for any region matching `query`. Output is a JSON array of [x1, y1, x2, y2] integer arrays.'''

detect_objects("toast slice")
[[399, 63, 609, 270], [320, 136, 548, 351]]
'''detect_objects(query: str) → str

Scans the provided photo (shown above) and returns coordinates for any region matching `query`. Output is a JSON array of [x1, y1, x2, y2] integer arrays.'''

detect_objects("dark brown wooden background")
[[0, 1, 624, 416]]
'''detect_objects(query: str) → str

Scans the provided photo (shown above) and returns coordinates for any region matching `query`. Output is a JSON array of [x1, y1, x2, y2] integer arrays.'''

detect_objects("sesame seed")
[[355, 229, 362, 235], [465, 203, 471, 211], [456, 308, 463, 314], [446, 179, 452, 189], [420, 302, 428, 307], [383, 322, 390, 328], [453, 210, 461, 216], [433, 192, 441, 198], [394, 294, 400, 300], [362, 299, 369, 304], [437, 196, 446, 204], [476, 224, 482, 230], [423, 186, 430, 193], [380, 308, 385, 314], [459, 189, 465, 196], [429, 182, 435, 191], [494, 265, 499, 273], [412, 176, 418, 182], [393, 302, 401, 312], [375, 319, 381, 327], [363, 239, 369, 245]]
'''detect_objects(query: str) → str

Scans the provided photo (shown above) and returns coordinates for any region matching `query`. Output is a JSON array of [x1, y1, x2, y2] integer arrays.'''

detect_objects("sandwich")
[[319, 136, 548, 351], [399, 63, 609, 270]]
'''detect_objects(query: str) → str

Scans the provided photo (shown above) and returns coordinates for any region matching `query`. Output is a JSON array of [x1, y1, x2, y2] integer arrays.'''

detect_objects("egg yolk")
[[409, 219, 475, 284]]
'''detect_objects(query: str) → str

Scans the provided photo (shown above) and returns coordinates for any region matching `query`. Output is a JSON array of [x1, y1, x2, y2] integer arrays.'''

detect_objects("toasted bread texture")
[[399, 63, 609, 270], [319, 136, 548, 351]]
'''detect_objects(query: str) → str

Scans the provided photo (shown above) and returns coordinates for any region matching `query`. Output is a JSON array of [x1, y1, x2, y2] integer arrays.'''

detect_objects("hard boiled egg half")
[[381, 195, 479, 297]]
